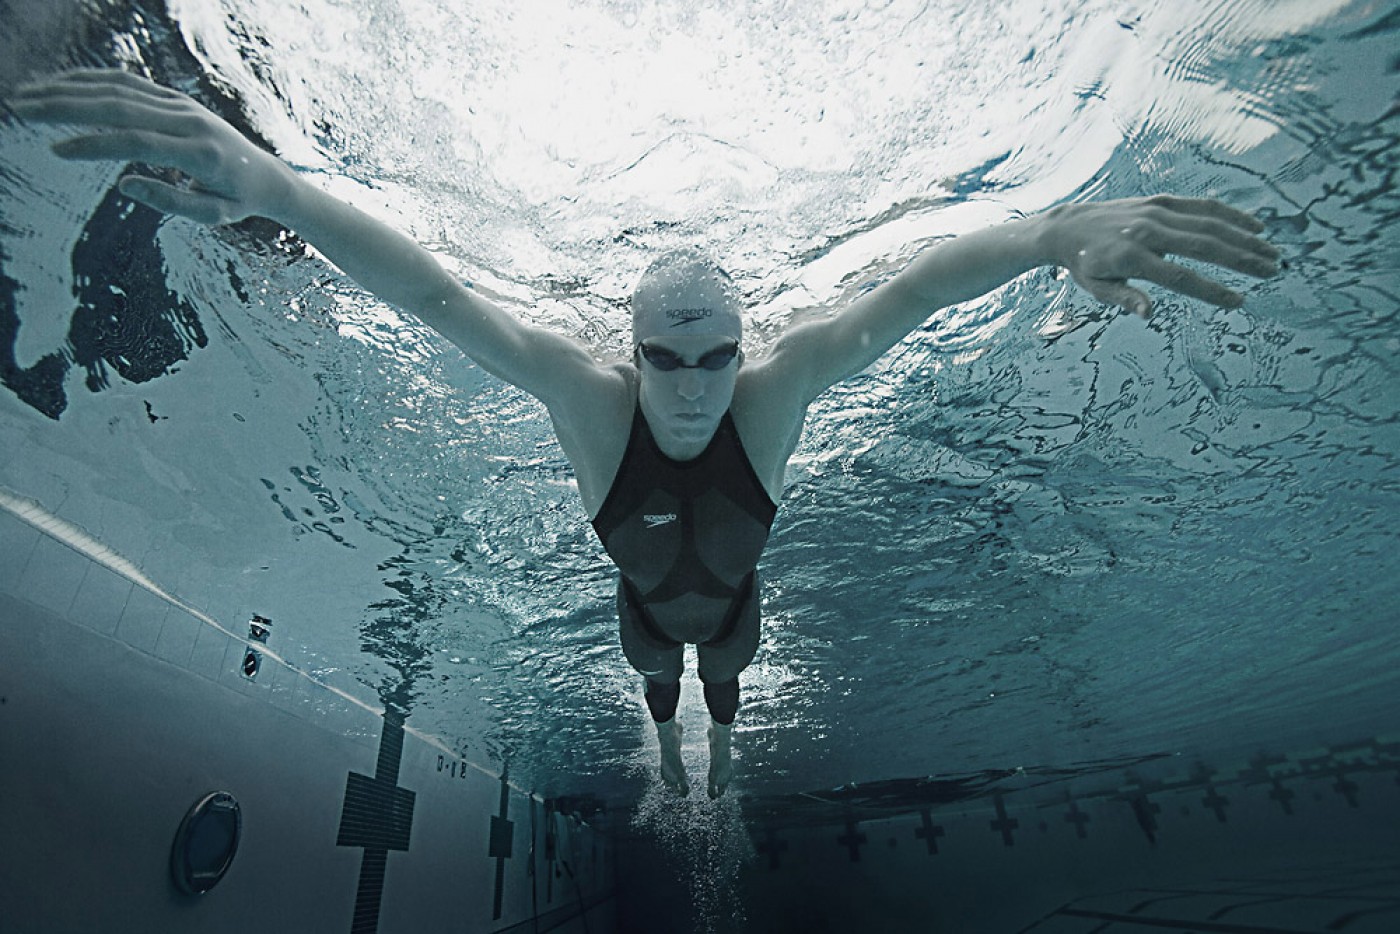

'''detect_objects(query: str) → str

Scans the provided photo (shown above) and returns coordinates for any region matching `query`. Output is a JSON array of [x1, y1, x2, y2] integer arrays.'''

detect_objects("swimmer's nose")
[[677, 369, 704, 400]]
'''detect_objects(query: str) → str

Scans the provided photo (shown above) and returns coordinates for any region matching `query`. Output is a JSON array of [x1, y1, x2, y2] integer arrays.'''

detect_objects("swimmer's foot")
[[707, 719, 733, 800], [656, 718, 690, 797]]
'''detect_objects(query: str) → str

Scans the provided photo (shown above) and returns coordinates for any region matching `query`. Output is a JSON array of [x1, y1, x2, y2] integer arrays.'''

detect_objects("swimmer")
[[9, 70, 1280, 799]]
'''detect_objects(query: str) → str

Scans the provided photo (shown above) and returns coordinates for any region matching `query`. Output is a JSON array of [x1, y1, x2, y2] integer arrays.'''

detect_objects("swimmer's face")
[[635, 332, 742, 452], [631, 262, 743, 454]]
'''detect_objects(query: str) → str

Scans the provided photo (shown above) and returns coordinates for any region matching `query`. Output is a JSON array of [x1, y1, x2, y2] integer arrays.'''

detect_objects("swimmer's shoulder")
[[732, 352, 810, 501], [545, 358, 637, 516]]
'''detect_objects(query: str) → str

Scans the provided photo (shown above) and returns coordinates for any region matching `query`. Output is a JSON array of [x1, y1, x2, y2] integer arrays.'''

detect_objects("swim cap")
[[631, 250, 743, 346]]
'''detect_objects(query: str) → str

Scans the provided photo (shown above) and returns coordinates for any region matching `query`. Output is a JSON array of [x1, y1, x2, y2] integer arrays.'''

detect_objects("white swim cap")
[[631, 251, 743, 346]]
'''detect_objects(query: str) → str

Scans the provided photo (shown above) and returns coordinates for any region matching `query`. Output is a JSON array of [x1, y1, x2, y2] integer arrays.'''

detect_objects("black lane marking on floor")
[[336, 708, 416, 934], [837, 815, 867, 862], [915, 809, 945, 854], [758, 825, 789, 869], [989, 792, 1019, 846], [1053, 907, 1321, 933]]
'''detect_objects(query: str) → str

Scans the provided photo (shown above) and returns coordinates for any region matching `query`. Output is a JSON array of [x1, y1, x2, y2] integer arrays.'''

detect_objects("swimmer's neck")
[[640, 403, 722, 462], [650, 427, 714, 462]]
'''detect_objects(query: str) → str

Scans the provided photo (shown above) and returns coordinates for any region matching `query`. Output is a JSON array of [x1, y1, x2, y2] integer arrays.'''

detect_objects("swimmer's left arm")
[[765, 196, 1280, 402]]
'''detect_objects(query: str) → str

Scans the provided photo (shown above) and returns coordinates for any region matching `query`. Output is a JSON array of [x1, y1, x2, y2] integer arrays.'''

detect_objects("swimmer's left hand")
[[1040, 195, 1280, 318]]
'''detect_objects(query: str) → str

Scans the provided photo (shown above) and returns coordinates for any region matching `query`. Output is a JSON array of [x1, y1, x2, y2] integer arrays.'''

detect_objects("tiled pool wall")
[[0, 495, 618, 934]]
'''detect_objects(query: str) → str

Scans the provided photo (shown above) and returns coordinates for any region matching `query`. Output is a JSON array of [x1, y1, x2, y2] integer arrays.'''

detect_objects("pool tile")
[[0, 512, 40, 594], [268, 665, 309, 717], [189, 623, 235, 683], [115, 586, 171, 655], [69, 561, 135, 636], [153, 607, 200, 668], [19, 534, 88, 618]]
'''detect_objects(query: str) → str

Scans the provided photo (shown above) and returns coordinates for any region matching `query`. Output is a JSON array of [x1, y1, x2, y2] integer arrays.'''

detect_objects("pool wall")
[[0, 495, 618, 934]]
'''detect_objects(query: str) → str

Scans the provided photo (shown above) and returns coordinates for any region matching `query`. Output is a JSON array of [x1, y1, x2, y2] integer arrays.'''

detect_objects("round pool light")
[[170, 791, 242, 895]]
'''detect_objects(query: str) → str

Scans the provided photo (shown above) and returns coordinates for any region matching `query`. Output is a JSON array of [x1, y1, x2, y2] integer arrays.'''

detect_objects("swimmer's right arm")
[[9, 69, 596, 403]]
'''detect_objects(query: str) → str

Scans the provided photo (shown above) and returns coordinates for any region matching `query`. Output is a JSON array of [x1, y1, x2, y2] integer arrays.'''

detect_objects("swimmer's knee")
[[643, 677, 682, 722], [697, 659, 749, 686], [701, 677, 740, 725]]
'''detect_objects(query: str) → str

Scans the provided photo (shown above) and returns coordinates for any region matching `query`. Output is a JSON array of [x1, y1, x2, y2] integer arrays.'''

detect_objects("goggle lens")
[[638, 341, 738, 371]]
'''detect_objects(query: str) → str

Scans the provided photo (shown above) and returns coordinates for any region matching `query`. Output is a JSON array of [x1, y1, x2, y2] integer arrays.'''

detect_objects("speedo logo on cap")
[[667, 308, 713, 326]]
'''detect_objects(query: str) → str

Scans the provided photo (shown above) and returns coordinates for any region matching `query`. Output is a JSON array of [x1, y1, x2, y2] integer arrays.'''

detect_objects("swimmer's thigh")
[[696, 580, 761, 685], [617, 581, 684, 682]]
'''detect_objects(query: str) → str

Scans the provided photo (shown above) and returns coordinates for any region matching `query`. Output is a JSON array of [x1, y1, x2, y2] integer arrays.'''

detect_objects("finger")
[[12, 79, 176, 110], [1152, 210, 1280, 264], [1130, 220, 1279, 279], [55, 69, 182, 96], [51, 130, 214, 181], [15, 68, 183, 101], [13, 93, 191, 134], [118, 176, 237, 226], [1079, 278, 1154, 318], [11, 73, 194, 136], [1143, 194, 1265, 234], [1134, 253, 1244, 307]]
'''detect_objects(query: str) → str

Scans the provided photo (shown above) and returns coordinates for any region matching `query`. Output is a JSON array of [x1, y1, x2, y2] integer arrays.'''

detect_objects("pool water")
[[2, 1, 1397, 930]]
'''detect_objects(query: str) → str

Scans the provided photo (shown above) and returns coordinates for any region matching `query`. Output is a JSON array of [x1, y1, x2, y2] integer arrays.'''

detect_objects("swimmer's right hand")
[[11, 69, 294, 226]]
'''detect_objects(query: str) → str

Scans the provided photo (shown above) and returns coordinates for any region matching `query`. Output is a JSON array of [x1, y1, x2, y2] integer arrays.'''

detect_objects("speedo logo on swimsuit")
[[667, 308, 713, 327], [644, 513, 678, 528]]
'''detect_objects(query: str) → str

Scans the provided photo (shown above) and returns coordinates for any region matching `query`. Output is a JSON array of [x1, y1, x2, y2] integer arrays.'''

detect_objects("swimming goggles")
[[636, 340, 739, 371]]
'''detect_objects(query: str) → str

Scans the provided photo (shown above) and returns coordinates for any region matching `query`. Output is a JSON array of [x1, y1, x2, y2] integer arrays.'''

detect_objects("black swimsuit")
[[591, 405, 777, 672]]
